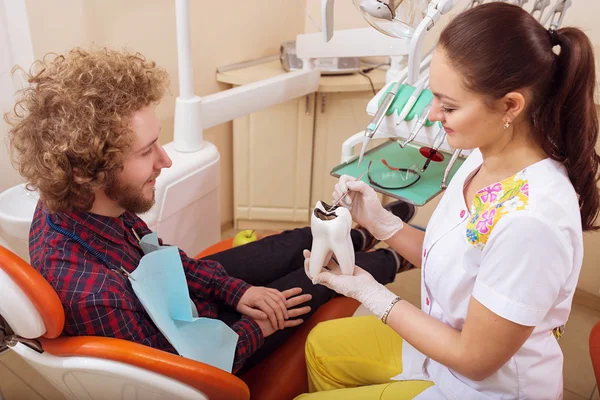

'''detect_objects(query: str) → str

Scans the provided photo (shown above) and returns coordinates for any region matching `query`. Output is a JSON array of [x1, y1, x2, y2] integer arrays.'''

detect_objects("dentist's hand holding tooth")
[[333, 175, 403, 240], [303, 250, 399, 320]]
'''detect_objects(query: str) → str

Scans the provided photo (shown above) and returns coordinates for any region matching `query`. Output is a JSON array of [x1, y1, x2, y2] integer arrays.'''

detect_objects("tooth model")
[[308, 201, 355, 278]]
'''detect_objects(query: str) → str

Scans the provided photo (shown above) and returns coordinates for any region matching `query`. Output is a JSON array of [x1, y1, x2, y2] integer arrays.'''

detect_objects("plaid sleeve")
[[144, 223, 251, 309], [178, 248, 251, 309], [231, 316, 264, 373], [63, 291, 176, 352]]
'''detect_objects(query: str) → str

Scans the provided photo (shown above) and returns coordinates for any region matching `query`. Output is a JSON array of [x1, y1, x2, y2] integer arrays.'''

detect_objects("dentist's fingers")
[[304, 257, 313, 280], [312, 270, 336, 290], [346, 180, 372, 195], [334, 175, 352, 196]]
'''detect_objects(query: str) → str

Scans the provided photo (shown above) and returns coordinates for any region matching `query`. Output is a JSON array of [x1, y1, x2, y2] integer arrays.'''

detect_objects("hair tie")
[[548, 29, 559, 46]]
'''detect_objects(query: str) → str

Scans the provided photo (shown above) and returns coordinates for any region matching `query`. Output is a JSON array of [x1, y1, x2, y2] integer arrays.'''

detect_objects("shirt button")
[[426, 297, 430, 306], [460, 209, 466, 218]]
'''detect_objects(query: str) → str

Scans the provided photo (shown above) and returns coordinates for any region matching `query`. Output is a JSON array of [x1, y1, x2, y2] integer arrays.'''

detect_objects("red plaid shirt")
[[29, 202, 263, 373]]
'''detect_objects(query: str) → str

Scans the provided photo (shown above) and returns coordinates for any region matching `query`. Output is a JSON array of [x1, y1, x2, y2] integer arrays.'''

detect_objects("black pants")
[[200, 227, 398, 375]]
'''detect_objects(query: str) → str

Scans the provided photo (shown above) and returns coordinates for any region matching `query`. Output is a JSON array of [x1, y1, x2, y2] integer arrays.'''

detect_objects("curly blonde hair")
[[6, 47, 169, 213]]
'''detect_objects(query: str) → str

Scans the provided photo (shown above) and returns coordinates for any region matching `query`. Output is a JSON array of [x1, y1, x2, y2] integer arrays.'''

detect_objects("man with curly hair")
[[5, 48, 408, 374]]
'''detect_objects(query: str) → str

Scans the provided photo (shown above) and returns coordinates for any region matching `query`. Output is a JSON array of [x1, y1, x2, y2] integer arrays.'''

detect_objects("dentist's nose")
[[427, 98, 444, 123]]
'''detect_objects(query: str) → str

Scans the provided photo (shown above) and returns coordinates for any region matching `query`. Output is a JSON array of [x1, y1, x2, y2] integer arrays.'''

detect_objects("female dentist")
[[297, 3, 600, 399]]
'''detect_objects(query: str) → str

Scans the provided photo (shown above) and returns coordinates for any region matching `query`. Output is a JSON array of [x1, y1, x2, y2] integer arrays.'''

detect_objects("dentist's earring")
[[503, 120, 511, 130]]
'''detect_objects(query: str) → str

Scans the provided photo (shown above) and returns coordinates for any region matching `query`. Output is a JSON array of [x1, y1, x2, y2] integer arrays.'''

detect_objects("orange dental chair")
[[0, 241, 358, 400]]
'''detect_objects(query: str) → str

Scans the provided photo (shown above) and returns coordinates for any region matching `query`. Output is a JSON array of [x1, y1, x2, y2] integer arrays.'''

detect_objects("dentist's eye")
[[441, 105, 455, 114], [141, 147, 153, 157]]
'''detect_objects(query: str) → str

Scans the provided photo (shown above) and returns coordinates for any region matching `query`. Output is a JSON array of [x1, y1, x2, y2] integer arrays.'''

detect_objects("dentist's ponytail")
[[439, 2, 600, 231], [536, 28, 600, 231]]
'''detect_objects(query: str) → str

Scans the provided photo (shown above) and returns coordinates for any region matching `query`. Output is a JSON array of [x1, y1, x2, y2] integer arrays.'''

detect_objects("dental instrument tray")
[[330, 140, 465, 206]]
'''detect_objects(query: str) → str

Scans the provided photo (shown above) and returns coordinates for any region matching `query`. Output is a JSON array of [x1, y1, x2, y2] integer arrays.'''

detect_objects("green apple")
[[232, 230, 258, 247]]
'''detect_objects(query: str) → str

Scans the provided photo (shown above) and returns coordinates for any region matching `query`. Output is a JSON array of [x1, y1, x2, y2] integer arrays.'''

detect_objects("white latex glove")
[[333, 175, 403, 240], [303, 249, 398, 318]]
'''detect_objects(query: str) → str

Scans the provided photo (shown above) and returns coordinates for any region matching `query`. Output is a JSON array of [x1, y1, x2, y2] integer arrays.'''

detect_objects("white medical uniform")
[[393, 149, 583, 399]]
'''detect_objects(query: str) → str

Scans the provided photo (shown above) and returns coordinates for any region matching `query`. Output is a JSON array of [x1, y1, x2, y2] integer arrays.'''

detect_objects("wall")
[[304, 0, 600, 296], [21, 0, 307, 226], [0, 0, 35, 193]]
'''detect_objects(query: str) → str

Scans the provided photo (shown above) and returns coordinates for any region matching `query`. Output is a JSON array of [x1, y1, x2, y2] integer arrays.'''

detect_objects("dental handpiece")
[[358, 86, 399, 167], [400, 103, 432, 149], [421, 127, 447, 173], [366, 89, 397, 140], [441, 149, 463, 189]]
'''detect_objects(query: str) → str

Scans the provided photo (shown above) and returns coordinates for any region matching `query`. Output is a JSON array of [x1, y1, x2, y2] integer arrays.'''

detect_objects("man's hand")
[[252, 288, 312, 338], [237, 287, 312, 331]]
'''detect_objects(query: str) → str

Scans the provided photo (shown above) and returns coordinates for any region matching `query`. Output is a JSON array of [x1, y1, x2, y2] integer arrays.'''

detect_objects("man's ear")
[[72, 168, 94, 185]]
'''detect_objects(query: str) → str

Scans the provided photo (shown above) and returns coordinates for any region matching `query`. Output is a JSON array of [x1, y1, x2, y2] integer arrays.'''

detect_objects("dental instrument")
[[467, 0, 485, 9], [400, 102, 433, 148], [441, 149, 463, 189], [421, 126, 447, 172], [541, 0, 572, 30], [397, 77, 429, 123], [357, 85, 400, 167], [530, 0, 550, 21], [511, 0, 529, 7], [328, 172, 367, 211], [356, 48, 435, 166]]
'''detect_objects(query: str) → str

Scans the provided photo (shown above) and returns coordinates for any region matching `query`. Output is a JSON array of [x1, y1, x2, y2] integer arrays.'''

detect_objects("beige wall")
[[22, 0, 307, 225]]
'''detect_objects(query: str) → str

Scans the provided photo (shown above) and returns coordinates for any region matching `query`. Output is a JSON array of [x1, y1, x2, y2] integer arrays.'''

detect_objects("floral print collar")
[[466, 169, 530, 249]]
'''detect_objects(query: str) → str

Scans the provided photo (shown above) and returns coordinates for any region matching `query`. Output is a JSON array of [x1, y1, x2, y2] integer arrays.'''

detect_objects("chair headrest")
[[0, 245, 64, 339]]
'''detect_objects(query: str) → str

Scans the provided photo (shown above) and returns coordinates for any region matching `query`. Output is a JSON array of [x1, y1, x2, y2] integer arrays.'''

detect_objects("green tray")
[[330, 140, 464, 206]]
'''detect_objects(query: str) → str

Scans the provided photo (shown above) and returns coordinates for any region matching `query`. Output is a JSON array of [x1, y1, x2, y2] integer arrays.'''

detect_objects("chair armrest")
[[39, 336, 249, 400], [590, 321, 600, 386]]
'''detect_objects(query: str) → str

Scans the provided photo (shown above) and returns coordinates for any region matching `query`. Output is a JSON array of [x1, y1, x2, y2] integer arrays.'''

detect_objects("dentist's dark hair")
[[439, 2, 600, 231]]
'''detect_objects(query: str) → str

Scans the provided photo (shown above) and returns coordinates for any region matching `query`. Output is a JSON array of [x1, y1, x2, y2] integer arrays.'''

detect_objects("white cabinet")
[[217, 60, 386, 230]]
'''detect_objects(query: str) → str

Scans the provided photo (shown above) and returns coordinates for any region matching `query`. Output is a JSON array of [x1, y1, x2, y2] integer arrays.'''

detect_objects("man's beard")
[[104, 175, 155, 214]]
